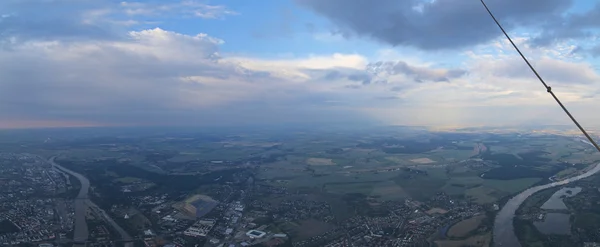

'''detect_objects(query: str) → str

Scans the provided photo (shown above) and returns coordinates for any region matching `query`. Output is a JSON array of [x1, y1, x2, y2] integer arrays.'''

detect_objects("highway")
[[493, 161, 600, 247], [50, 157, 133, 246]]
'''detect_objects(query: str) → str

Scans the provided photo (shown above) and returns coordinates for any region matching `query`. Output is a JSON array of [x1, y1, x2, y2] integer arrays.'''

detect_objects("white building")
[[245, 230, 266, 239]]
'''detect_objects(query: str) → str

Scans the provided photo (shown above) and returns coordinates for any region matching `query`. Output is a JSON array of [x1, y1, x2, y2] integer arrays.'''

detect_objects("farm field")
[[252, 132, 595, 205], [6, 125, 591, 206]]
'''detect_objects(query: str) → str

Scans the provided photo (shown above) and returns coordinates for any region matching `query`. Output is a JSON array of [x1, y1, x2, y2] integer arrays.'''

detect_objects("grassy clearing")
[[465, 186, 498, 204], [307, 158, 335, 166], [554, 167, 578, 179], [517, 187, 559, 215], [435, 233, 491, 247], [442, 176, 483, 196], [257, 167, 305, 180], [167, 154, 202, 162], [394, 176, 447, 201], [447, 215, 486, 238], [410, 158, 436, 164], [447, 176, 484, 186], [283, 171, 403, 189], [105, 171, 119, 177], [482, 178, 541, 194], [370, 181, 409, 200], [427, 149, 475, 161], [114, 177, 143, 184], [325, 182, 376, 195], [280, 219, 334, 241]]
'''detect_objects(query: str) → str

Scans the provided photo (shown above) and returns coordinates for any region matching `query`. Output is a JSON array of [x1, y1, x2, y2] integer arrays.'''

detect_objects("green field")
[[5, 126, 591, 205], [482, 178, 541, 194]]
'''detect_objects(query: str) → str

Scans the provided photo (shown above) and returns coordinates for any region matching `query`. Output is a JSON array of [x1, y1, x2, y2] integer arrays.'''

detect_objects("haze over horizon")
[[1, 0, 599, 129]]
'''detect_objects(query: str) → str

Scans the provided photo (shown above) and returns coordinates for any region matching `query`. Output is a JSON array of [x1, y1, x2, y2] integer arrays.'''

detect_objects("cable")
[[479, 0, 600, 154]]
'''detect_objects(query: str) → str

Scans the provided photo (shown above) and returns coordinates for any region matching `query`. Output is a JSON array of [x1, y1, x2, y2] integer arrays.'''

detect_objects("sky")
[[1, 0, 599, 129]]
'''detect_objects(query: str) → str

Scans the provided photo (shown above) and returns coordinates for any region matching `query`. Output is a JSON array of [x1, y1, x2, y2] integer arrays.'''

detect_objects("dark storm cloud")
[[295, 0, 572, 50]]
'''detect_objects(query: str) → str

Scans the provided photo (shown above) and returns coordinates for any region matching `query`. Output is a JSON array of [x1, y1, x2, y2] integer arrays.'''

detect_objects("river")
[[493, 162, 600, 246], [50, 157, 133, 246], [50, 157, 89, 243]]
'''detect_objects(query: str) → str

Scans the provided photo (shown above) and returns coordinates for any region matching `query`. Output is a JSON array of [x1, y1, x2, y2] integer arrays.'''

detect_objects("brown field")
[[307, 158, 335, 166], [435, 233, 491, 247], [447, 215, 486, 238]]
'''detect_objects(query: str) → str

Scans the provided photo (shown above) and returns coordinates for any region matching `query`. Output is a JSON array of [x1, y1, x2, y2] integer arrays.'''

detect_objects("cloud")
[[530, 3, 600, 46], [0, 29, 232, 121], [294, 0, 580, 50], [591, 45, 600, 57], [478, 57, 600, 85], [0, 28, 383, 127], [120, 1, 238, 19], [5, 25, 599, 128], [2, 0, 600, 129], [0, 0, 122, 43], [366, 61, 467, 83], [2, 28, 600, 128], [0, 0, 237, 46]]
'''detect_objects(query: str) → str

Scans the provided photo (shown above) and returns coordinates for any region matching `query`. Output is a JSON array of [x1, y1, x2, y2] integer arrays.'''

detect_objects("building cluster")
[[274, 199, 333, 223], [283, 192, 483, 247], [0, 152, 485, 247], [183, 219, 217, 237], [0, 153, 74, 246], [0, 153, 68, 200]]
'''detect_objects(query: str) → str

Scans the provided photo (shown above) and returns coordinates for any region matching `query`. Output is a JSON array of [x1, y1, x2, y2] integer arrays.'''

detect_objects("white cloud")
[[3, 29, 600, 128], [2, 0, 600, 131], [0, 28, 376, 127], [119, 1, 238, 19]]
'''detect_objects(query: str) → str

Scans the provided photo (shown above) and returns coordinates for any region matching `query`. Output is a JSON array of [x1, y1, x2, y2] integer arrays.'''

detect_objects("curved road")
[[50, 157, 133, 245], [493, 162, 600, 247]]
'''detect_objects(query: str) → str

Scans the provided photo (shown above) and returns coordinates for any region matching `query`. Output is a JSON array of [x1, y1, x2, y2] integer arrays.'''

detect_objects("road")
[[493, 162, 600, 247], [50, 157, 133, 246]]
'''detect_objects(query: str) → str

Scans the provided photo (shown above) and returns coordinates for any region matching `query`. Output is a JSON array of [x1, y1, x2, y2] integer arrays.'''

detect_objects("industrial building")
[[183, 219, 217, 237]]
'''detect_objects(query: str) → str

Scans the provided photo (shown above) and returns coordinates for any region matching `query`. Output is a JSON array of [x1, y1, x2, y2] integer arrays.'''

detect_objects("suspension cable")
[[479, 0, 600, 153]]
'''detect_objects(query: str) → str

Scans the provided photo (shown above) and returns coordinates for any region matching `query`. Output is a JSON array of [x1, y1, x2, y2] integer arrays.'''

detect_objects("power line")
[[479, 0, 600, 154]]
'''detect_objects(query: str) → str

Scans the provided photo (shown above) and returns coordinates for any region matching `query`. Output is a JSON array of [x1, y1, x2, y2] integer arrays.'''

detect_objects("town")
[[0, 152, 488, 247]]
